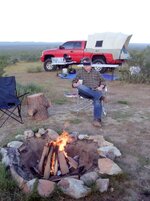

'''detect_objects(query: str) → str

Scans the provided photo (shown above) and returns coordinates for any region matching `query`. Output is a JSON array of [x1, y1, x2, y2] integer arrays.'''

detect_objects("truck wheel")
[[93, 59, 107, 73], [44, 59, 57, 71]]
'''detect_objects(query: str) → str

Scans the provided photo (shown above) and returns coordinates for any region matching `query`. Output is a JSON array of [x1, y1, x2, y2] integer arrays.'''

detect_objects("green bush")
[[0, 55, 9, 76], [119, 47, 150, 83], [16, 83, 44, 96], [0, 163, 17, 191]]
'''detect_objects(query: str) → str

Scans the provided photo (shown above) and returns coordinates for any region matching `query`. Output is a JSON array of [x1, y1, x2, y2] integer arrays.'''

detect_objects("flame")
[[55, 131, 72, 151], [46, 131, 72, 176]]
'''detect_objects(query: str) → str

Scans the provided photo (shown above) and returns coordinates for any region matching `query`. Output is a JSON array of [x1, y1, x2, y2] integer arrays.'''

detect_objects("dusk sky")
[[0, 0, 149, 43]]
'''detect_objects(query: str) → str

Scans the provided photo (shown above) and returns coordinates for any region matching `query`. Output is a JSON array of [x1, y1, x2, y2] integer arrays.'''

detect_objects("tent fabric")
[[86, 32, 132, 50], [85, 32, 132, 60]]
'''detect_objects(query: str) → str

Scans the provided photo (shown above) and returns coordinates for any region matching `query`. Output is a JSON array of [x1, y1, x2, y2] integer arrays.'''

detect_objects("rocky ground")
[[0, 64, 150, 201]]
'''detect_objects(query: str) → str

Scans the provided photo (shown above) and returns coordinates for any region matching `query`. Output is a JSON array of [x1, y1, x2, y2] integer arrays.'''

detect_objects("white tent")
[[85, 32, 132, 60]]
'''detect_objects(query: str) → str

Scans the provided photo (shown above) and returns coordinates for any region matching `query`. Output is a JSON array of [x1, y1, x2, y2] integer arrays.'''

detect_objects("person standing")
[[72, 57, 106, 127]]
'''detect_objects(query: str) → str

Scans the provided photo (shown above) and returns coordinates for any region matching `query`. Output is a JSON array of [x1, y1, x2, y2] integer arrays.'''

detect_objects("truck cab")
[[40, 41, 87, 71]]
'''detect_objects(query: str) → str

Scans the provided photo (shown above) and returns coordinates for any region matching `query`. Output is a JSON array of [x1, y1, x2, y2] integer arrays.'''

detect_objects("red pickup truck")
[[40, 33, 132, 73]]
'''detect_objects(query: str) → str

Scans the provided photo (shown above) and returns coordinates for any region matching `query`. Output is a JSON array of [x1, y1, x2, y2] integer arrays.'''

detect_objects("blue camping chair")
[[0, 76, 28, 127]]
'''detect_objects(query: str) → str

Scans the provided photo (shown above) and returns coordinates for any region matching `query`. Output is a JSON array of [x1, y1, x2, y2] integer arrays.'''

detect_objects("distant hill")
[[129, 43, 150, 50], [0, 42, 62, 52], [0, 42, 61, 47], [0, 42, 149, 51]]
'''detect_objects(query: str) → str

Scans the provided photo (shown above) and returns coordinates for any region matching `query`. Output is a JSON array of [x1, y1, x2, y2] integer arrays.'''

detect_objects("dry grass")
[[0, 62, 150, 201]]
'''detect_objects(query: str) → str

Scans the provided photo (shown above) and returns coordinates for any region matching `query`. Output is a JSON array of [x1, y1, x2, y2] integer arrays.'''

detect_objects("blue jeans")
[[77, 85, 103, 121]]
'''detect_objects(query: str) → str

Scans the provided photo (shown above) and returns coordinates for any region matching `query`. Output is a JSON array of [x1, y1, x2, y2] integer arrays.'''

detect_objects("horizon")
[[0, 41, 150, 45]]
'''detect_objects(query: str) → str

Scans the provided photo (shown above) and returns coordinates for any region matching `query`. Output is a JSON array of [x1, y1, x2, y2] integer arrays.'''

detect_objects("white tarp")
[[85, 32, 132, 60]]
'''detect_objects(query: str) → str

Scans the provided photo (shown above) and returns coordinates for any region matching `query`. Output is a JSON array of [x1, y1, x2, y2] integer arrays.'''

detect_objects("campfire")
[[38, 131, 81, 180], [0, 127, 123, 198]]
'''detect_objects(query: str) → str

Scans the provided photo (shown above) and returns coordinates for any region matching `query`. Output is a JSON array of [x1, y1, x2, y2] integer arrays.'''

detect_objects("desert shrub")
[[16, 83, 44, 96], [119, 47, 150, 83], [0, 55, 9, 76]]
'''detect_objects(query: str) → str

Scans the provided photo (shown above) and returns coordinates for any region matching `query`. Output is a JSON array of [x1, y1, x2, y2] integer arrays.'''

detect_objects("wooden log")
[[27, 93, 51, 121], [67, 156, 78, 169], [58, 151, 69, 175], [43, 145, 54, 179], [38, 143, 49, 173], [54, 158, 58, 176], [53, 146, 59, 176]]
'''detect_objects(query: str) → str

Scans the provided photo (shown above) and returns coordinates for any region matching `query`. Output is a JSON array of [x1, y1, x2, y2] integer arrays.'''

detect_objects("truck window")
[[73, 42, 82, 49], [62, 42, 74, 49], [95, 40, 103, 47], [62, 41, 82, 49]]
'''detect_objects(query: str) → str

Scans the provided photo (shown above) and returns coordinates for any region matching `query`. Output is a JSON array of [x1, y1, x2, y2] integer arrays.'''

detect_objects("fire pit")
[[0, 128, 122, 199], [18, 130, 99, 182]]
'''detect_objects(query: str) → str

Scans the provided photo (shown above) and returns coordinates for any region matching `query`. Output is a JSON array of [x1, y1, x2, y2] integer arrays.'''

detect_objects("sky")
[[0, 0, 149, 43]]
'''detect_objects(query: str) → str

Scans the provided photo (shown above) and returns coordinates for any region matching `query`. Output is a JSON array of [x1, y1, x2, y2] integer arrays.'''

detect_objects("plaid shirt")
[[72, 68, 105, 89]]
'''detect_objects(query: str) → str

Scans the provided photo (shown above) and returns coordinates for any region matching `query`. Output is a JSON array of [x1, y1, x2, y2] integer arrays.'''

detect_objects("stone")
[[24, 130, 34, 138], [0, 148, 10, 167], [37, 179, 56, 197], [10, 166, 26, 189], [96, 178, 109, 192], [35, 132, 42, 138], [7, 141, 23, 149], [80, 171, 99, 186], [97, 145, 121, 159], [22, 179, 36, 193], [57, 177, 91, 199], [88, 135, 113, 147], [46, 129, 59, 140], [78, 134, 89, 140], [15, 135, 26, 141], [98, 158, 122, 175], [38, 128, 46, 135]]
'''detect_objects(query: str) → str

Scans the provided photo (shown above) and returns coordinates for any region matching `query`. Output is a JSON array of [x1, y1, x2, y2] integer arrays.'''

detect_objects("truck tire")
[[44, 59, 57, 71], [93, 59, 108, 73]]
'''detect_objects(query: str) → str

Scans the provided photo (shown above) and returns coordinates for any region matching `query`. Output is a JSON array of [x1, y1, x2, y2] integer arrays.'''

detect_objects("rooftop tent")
[[85, 32, 132, 60]]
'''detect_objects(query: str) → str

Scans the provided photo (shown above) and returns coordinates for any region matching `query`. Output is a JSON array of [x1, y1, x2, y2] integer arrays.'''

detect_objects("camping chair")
[[0, 76, 28, 127], [70, 86, 107, 116]]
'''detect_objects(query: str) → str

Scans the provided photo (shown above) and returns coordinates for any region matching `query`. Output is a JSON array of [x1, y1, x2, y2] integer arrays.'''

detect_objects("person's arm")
[[96, 73, 106, 91], [72, 70, 82, 88]]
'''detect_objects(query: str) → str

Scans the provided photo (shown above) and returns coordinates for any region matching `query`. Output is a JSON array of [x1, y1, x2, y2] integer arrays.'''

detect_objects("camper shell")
[[85, 32, 132, 60]]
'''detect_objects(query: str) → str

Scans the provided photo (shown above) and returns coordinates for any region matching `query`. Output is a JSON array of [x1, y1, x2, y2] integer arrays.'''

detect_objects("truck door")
[[57, 41, 84, 63]]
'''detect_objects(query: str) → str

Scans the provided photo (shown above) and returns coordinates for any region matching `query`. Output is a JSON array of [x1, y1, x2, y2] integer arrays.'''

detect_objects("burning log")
[[58, 151, 69, 175], [38, 131, 79, 179], [43, 143, 54, 179], [38, 143, 49, 173], [67, 156, 78, 169], [54, 157, 58, 176]]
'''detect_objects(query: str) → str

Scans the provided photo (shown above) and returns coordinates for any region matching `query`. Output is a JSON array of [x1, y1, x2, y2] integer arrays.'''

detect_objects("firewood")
[[54, 158, 58, 176], [58, 151, 69, 175], [43, 145, 54, 179], [38, 143, 49, 173], [67, 156, 78, 169], [53, 146, 59, 176]]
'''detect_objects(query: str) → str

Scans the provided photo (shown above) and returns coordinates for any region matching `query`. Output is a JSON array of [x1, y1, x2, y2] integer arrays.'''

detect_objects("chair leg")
[[102, 101, 107, 116], [17, 105, 23, 123], [0, 105, 23, 127]]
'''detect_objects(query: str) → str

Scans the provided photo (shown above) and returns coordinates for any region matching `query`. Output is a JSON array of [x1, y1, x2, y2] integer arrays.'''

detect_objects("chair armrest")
[[18, 92, 29, 98]]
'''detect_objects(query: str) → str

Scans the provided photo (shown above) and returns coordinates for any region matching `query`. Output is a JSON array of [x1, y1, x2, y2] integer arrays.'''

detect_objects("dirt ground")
[[0, 63, 150, 201]]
